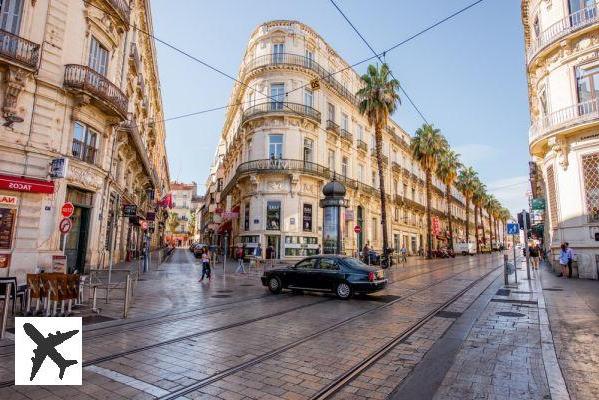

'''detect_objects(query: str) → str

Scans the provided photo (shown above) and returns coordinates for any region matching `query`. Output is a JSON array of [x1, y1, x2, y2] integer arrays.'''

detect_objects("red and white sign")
[[61, 202, 74, 218], [354, 225, 362, 234], [221, 211, 239, 220], [0, 195, 18, 206], [59, 218, 72, 234], [0, 173, 54, 194], [432, 217, 441, 236], [141, 221, 148, 230]]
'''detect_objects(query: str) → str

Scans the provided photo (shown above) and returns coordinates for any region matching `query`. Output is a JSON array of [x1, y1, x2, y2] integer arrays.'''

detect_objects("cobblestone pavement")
[[0, 251, 597, 399]]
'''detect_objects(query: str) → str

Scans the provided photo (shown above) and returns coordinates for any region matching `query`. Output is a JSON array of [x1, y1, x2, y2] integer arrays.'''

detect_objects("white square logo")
[[14, 317, 82, 385]]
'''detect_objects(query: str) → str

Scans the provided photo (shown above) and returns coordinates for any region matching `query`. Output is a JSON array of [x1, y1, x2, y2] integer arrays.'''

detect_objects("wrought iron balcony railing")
[[71, 139, 97, 165], [370, 148, 389, 164], [242, 101, 321, 124], [526, 4, 599, 63], [243, 53, 358, 105], [529, 98, 599, 144], [64, 64, 128, 119], [106, 0, 131, 26], [0, 29, 40, 70], [326, 119, 340, 133], [391, 161, 402, 174], [356, 139, 368, 152], [340, 128, 352, 142]]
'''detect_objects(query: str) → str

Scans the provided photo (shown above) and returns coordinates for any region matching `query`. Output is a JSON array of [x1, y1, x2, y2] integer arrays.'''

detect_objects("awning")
[[217, 220, 232, 234], [0, 173, 54, 194]]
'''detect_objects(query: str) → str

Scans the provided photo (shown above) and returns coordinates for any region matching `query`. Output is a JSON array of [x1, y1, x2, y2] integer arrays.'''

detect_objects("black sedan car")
[[261, 255, 387, 299]]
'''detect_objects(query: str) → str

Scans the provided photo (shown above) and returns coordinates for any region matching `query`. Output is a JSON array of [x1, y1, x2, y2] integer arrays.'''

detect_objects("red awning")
[[0, 173, 54, 194], [217, 220, 232, 234]]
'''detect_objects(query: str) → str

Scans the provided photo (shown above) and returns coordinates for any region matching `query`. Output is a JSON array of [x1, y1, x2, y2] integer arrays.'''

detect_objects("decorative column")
[[319, 178, 348, 254]]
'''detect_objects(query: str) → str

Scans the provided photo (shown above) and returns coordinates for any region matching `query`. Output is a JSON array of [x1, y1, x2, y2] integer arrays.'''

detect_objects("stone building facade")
[[205, 20, 498, 260], [166, 181, 198, 246], [523, 0, 599, 278], [0, 0, 170, 281]]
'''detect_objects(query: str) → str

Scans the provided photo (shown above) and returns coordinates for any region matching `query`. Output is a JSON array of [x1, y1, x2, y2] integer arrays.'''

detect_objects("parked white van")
[[456, 242, 476, 256]]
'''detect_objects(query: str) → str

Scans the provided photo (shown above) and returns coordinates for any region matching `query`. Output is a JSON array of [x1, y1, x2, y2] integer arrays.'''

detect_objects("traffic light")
[[517, 211, 530, 229]]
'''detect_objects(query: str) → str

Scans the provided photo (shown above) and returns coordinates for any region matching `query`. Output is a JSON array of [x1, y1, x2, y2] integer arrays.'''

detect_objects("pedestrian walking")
[[529, 242, 540, 270], [254, 243, 263, 268], [400, 246, 407, 263], [235, 245, 246, 273], [362, 242, 370, 264], [199, 249, 211, 282], [565, 242, 574, 278], [558, 243, 569, 278]]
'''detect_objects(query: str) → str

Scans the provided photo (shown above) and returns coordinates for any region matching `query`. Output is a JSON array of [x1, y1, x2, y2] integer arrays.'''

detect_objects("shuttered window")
[[0, 0, 23, 34]]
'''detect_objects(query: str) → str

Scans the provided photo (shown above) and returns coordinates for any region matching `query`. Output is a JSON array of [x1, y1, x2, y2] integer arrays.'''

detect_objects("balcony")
[[129, 42, 141, 73], [221, 158, 381, 199], [340, 128, 352, 143], [391, 162, 401, 174], [529, 98, 599, 146], [71, 139, 97, 165], [370, 148, 388, 164], [242, 102, 321, 125], [356, 139, 368, 152], [243, 53, 357, 105], [104, 0, 131, 27], [0, 29, 40, 70], [121, 116, 158, 188], [64, 64, 128, 120], [326, 119, 340, 141], [526, 4, 599, 64]]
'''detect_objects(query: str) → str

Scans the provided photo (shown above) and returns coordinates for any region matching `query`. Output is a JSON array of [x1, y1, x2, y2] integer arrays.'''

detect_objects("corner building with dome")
[[202, 20, 496, 260]]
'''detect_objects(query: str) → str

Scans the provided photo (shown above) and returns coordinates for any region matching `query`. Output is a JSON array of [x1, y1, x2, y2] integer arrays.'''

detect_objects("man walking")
[[565, 242, 574, 278], [400, 245, 407, 263]]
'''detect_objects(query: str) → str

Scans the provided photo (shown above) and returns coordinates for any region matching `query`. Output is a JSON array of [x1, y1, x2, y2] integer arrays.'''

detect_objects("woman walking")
[[199, 248, 211, 282], [558, 243, 569, 278]]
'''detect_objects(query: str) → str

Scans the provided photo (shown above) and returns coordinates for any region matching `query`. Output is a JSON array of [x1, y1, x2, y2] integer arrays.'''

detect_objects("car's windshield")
[[342, 257, 368, 268]]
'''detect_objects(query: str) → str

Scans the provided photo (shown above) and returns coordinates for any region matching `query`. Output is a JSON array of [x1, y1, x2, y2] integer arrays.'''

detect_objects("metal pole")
[[223, 235, 227, 277], [123, 274, 131, 319], [504, 254, 509, 286], [523, 209, 531, 280], [0, 283, 10, 339], [513, 233, 518, 284]]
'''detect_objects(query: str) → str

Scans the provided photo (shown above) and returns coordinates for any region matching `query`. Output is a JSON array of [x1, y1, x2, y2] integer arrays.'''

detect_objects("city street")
[[2, 250, 596, 399]]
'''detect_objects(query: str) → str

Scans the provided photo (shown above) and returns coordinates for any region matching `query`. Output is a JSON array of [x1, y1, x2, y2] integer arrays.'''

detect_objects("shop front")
[[0, 173, 55, 275], [63, 187, 94, 273]]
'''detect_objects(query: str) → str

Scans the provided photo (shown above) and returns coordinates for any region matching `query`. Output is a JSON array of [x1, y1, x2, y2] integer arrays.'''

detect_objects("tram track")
[[0, 254, 501, 390], [155, 257, 503, 400]]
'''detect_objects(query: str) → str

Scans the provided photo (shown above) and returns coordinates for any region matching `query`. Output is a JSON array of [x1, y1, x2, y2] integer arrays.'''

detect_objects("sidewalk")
[[429, 259, 599, 400]]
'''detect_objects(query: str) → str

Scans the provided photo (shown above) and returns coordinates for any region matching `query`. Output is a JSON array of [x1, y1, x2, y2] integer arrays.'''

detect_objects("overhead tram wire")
[[84, 0, 486, 132], [329, 0, 429, 124]]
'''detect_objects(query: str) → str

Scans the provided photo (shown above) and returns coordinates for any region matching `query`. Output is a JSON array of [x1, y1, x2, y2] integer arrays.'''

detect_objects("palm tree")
[[411, 124, 448, 258], [456, 167, 478, 246], [436, 149, 462, 251], [472, 181, 486, 252], [357, 63, 400, 259], [484, 194, 498, 249]]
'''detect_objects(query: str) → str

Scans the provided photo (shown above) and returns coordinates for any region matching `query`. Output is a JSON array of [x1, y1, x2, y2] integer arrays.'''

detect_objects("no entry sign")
[[354, 225, 362, 234], [61, 202, 74, 218], [59, 218, 72, 234]]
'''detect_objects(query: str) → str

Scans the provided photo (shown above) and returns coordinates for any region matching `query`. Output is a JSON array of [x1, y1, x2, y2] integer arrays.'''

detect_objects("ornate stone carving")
[[68, 163, 103, 190], [549, 137, 569, 170], [267, 180, 287, 192], [3, 66, 29, 119]]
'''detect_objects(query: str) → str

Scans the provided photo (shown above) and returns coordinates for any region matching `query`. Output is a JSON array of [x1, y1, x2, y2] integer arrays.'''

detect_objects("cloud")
[[453, 144, 496, 166], [486, 175, 530, 216]]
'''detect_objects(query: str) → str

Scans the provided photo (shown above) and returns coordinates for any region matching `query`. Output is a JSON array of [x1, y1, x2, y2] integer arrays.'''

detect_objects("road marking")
[[85, 365, 171, 397]]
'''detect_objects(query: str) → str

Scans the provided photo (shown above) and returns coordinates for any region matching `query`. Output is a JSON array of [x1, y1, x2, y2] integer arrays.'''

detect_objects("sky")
[[150, 0, 530, 215]]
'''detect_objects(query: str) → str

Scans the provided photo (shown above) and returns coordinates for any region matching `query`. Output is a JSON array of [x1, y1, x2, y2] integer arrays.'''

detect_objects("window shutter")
[[0, 0, 23, 34]]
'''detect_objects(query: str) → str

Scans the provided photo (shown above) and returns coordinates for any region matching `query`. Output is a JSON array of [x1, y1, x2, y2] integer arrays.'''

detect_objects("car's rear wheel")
[[335, 282, 352, 300], [268, 277, 282, 294]]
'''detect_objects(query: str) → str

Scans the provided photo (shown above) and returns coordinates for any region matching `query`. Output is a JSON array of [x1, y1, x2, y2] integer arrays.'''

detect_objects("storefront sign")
[[531, 198, 546, 211], [303, 204, 312, 232], [222, 211, 239, 219], [345, 209, 354, 221], [0, 173, 54, 194], [0, 195, 18, 206], [0, 253, 10, 268], [123, 204, 137, 217], [0, 208, 16, 250], [51, 255, 67, 273], [50, 158, 69, 179]]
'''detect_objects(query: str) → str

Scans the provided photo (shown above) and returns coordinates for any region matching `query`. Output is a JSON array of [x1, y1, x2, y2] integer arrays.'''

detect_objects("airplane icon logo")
[[23, 323, 79, 381], [15, 317, 82, 385]]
